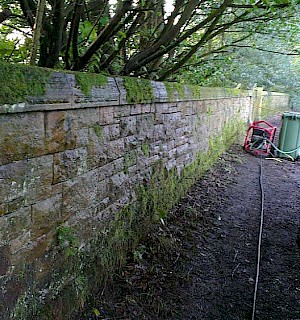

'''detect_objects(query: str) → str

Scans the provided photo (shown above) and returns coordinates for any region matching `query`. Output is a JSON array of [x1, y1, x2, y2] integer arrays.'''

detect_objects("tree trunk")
[[45, 0, 65, 68], [0, 9, 12, 23], [29, 0, 46, 65]]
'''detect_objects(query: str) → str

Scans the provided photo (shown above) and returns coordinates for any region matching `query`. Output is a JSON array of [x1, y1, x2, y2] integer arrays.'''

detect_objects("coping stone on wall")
[[73, 76, 120, 107], [151, 81, 169, 102], [0, 64, 257, 115]]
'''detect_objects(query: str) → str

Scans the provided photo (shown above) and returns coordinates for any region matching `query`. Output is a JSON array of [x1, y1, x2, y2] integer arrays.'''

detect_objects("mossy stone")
[[74, 72, 107, 96], [123, 77, 154, 104], [0, 61, 51, 105]]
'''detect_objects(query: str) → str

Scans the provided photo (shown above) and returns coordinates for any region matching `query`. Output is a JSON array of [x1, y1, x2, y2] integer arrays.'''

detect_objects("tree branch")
[[19, 0, 36, 28], [229, 44, 300, 55], [74, 0, 133, 70]]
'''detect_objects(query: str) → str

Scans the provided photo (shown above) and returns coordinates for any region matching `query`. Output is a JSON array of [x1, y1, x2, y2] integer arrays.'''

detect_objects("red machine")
[[243, 120, 276, 156]]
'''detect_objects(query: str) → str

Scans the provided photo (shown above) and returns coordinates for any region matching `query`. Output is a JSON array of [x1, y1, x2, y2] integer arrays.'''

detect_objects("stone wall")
[[261, 91, 290, 119], [0, 63, 288, 319]]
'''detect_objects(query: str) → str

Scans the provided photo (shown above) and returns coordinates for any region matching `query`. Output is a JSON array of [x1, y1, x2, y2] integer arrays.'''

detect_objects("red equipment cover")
[[243, 120, 276, 156]]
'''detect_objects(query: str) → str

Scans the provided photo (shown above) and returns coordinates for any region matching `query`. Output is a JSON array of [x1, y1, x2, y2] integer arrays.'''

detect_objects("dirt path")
[[79, 115, 300, 320]]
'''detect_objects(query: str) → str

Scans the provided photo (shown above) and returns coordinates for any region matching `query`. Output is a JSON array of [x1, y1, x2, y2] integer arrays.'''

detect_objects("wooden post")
[[253, 87, 263, 121]]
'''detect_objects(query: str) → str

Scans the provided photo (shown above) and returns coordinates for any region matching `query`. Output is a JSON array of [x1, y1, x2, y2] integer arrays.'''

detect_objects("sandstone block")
[[97, 162, 114, 181], [130, 104, 142, 115], [0, 207, 31, 244], [102, 124, 120, 141], [76, 127, 89, 148], [136, 114, 154, 140], [106, 138, 125, 161], [87, 128, 108, 169], [53, 148, 88, 184], [120, 116, 137, 137], [76, 107, 100, 129], [115, 105, 131, 117], [31, 194, 62, 238], [0, 245, 10, 276], [99, 106, 115, 124], [62, 172, 109, 220], [24, 155, 53, 205], [0, 160, 26, 204], [45, 110, 77, 154], [0, 113, 45, 165]]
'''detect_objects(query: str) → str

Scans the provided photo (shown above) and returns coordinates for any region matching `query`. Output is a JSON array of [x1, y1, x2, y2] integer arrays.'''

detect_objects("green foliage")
[[141, 143, 150, 157], [0, 36, 30, 63], [123, 77, 154, 103], [75, 72, 107, 96], [79, 21, 97, 43], [56, 225, 80, 257], [2, 0, 300, 83], [92, 124, 103, 139], [175, 15, 300, 96], [0, 61, 51, 105]]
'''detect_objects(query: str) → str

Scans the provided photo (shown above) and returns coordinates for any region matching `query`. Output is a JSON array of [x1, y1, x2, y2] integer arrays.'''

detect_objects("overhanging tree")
[[1, 0, 299, 80]]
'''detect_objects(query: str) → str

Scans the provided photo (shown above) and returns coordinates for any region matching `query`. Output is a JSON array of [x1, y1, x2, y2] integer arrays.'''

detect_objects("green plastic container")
[[278, 112, 300, 159]]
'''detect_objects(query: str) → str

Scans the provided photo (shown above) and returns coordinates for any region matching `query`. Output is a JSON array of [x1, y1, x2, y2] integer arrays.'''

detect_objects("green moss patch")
[[75, 72, 107, 96], [165, 82, 186, 101], [123, 77, 154, 104], [0, 61, 51, 105], [92, 124, 103, 139]]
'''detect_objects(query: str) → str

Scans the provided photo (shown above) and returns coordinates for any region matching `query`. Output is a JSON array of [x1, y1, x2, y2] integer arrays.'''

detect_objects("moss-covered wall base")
[[0, 63, 288, 320]]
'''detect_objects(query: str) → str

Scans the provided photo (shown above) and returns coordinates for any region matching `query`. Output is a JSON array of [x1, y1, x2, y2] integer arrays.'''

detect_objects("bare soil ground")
[[79, 115, 300, 320]]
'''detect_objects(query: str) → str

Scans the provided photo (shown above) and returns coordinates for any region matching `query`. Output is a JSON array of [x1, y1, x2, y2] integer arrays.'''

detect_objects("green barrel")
[[278, 112, 300, 159]]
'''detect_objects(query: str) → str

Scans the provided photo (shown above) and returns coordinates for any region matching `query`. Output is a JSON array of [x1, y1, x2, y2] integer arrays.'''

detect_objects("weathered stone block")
[[31, 194, 62, 238], [0, 207, 31, 245], [76, 128, 89, 148], [0, 245, 10, 276], [0, 203, 7, 216], [0, 161, 26, 204], [106, 138, 125, 161], [136, 114, 154, 140], [0, 113, 45, 165], [124, 150, 137, 169], [44, 72, 75, 103], [53, 148, 88, 184], [76, 107, 100, 129], [120, 116, 137, 137], [62, 172, 109, 220], [7, 197, 26, 214], [24, 155, 53, 205], [112, 157, 125, 173], [153, 124, 165, 141], [45, 110, 77, 154], [124, 135, 138, 150], [99, 106, 115, 124], [86, 128, 108, 169], [130, 104, 142, 115], [151, 81, 168, 102], [95, 162, 114, 181], [140, 104, 151, 114], [115, 105, 131, 118], [74, 76, 119, 106], [102, 124, 120, 141]]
